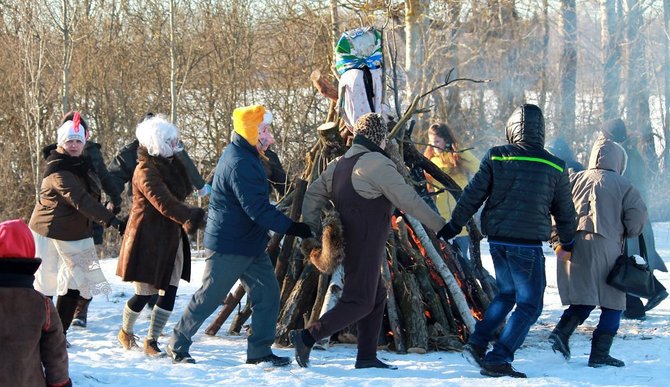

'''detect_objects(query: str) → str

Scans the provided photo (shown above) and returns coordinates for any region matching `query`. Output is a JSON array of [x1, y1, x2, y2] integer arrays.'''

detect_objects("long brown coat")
[[557, 137, 647, 310], [116, 147, 204, 290], [0, 259, 70, 387]]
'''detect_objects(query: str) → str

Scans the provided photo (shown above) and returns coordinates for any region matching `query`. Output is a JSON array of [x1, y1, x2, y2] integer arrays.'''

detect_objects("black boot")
[[56, 290, 81, 333], [548, 314, 581, 360], [72, 296, 92, 328], [588, 332, 625, 368]]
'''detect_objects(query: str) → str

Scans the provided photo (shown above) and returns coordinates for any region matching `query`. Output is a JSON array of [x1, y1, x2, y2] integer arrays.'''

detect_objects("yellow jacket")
[[428, 150, 480, 237]]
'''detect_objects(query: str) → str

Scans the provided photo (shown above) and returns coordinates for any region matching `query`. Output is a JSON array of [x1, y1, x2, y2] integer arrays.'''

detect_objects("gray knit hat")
[[353, 113, 387, 146]]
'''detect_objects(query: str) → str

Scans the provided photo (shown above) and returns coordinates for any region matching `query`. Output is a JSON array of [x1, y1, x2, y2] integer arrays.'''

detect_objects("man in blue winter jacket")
[[167, 104, 312, 366]]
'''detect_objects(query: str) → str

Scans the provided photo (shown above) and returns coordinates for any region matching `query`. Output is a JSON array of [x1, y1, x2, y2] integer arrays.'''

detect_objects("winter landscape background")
[[64, 223, 670, 387]]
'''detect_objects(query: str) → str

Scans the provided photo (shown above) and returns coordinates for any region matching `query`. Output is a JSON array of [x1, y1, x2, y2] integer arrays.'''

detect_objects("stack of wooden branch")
[[203, 101, 497, 354]]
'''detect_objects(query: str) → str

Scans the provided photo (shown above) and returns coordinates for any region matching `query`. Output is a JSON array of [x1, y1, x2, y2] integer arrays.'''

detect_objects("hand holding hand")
[[286, 222, 313, 239], [554, 245, 572, 261], [437, 222, 461, 241], [197, 183, 212, 198], [109, 217, 126, 236], [106, 201, 121, 215]]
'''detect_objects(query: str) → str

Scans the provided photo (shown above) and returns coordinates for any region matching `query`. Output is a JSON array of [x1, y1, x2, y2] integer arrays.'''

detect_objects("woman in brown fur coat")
[[115, 115, 205, 357]]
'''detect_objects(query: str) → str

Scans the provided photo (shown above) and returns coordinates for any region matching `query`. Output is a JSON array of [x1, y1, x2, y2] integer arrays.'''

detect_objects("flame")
[[387, 331, 394, 337], [471, 308, 484, 320], [424, 310, 432, 319]]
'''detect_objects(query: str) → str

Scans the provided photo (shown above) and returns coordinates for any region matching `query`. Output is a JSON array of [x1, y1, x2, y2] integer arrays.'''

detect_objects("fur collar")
[[137, 146, 192, 201], [43, 148, 93, 179]]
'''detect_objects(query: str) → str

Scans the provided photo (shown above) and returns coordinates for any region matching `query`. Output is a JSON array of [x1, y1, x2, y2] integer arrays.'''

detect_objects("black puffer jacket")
[[450, 104, 576, 246]]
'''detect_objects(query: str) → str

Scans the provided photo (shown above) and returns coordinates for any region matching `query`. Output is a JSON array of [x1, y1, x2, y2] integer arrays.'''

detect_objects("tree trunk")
[[61, 0, 70, 114], [404, 0, 429, 114], [393, 270, 428, 353], [275, 178, 307, 285], [275, 264, 320, 346], [625, 0, 657, 174], [169, 0, 177, 123], [539, 0, 550, 109], [405, 215, 477, 333], [228, 301, 251, 335], [559, 0, 577, 137], [396, 220, 451, 335], [600, 0, 622, 121], [383, 238, 407, 353], [664, 0, 670, 172], [204, 284, 246, 336]]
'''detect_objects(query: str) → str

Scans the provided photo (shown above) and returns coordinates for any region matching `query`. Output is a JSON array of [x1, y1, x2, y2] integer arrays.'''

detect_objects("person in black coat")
[[546, 136, 585, 174], [443, 104, 577, 378]]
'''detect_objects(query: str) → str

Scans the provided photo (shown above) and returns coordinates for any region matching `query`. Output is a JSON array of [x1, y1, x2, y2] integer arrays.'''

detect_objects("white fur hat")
[[135, 115, 181, 157]]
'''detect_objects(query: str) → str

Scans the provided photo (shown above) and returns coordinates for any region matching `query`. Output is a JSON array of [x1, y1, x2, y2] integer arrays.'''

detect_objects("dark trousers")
[[562, 304, 622, 335], [307, 256, 387, 361]]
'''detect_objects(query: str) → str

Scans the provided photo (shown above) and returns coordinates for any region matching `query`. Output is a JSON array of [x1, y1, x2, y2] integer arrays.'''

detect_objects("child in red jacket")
[[0, 219, 71, 387]]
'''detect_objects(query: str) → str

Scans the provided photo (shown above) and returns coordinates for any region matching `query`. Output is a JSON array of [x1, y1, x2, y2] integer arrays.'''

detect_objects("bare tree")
[[663, 0, 670, 171], [404, 0, 429, 109], [625, 0, 657, 173], [559, 0, 577, 137], [601, 0, 623, 120]]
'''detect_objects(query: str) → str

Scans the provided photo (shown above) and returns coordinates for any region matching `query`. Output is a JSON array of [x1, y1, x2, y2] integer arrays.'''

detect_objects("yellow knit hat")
[[233, 105, 265, 146]]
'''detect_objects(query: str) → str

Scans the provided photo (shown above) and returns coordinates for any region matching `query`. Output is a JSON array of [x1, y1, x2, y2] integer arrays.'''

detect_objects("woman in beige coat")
[[548, 136, 647, 368]]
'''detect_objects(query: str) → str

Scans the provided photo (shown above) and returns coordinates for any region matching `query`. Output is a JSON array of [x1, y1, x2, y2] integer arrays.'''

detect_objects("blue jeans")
[[468, 243, 546, 365], [170, 250, 280, 359]]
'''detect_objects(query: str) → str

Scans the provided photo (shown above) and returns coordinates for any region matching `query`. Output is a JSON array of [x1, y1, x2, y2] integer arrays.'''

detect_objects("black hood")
[[505, 104, 545, 148]]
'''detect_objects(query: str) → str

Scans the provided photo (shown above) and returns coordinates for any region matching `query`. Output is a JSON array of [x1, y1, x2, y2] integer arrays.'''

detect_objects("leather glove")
[[554, 245, 572, 261], [286, 222, 313, 239], [437, 221, 461, 241], [109, 217, 126, 236], [197, 183, 212, 198]]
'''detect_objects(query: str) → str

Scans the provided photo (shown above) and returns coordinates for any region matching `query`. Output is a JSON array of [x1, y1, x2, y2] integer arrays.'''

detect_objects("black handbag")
[[606, 235, 656, 299]]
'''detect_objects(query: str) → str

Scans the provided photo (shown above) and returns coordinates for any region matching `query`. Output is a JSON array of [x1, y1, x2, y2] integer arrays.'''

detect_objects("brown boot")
[[144, 338, 166, 358], [72, 296, 92, 328], [118, 328, 139, 350]]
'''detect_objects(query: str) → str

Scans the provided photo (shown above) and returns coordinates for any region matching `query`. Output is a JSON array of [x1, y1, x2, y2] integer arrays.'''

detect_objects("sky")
[[64, 223, 670, 386]]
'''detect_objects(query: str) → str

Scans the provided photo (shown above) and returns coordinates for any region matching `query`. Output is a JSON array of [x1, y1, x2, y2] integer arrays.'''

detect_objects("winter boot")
[[355, 358, 398, 370], [289, 329, 314, 368], [144, 338, 166, 358], [118, 328, 139, 350], [462, 343, 487, 368], [548, 314, 581, 360], [479, 362, 527, 378], [72, 296, 92, 328], [56, 290, 80, 334], [246, 353, 291, 367], [588, 332, 625, 368]]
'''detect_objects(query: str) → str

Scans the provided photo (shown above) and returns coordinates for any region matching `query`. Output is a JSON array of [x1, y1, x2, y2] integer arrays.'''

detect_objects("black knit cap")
[[601, 118, 627, 143], [353, 113, 387, 147]]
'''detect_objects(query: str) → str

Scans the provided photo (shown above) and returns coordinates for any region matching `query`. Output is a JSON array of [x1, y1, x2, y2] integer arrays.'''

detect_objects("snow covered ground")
[[67, 223, 670, 386]]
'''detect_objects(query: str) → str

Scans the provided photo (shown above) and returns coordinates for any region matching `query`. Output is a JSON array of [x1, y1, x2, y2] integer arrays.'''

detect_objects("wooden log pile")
[[204, 71, 497, 355]]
